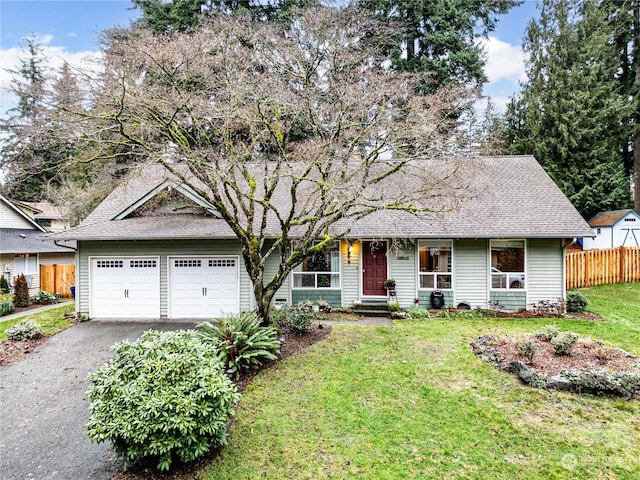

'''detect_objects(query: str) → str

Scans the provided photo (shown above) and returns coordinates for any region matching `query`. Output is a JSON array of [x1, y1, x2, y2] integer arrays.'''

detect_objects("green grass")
[[200, 285, 640, 479], [0, 304, 76, 341]]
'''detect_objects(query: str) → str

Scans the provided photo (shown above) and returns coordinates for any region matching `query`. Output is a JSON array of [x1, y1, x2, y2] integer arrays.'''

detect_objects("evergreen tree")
[[506, 0, 633, 219], [357, 0, 519, 92], [131, 0, 318, 33]]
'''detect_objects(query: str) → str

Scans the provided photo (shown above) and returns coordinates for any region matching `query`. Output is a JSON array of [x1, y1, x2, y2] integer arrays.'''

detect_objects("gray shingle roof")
[[48, 155, 593, 241], [1, 229, 76, 254]]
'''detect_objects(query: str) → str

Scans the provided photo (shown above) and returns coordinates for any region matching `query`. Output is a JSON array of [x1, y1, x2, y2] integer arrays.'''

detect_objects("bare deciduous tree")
[[85, 7, 468, 321]]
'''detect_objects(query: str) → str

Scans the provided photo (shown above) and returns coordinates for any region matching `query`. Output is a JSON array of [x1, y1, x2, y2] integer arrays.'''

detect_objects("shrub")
[[535, 324, 559, 342], [515, 337, 539, 364], [551, 331, 580, 355], [33, 290, 60, 305], [561, 368, 640, 399], [7, 318, 41, 340], [0, 300, 15, 316], [566, 291, 589, 313], [0, 275, 9, 294], [85, 330, 240, 472], [196, 312, 280, 375], [388, 302, 401, 312], [274, 301, 315, 334], [405, 306, 431, 319], [13, 274, 30, 307]]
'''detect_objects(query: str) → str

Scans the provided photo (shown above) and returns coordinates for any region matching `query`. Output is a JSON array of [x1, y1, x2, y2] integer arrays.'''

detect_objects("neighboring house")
[[1, 195, 76, 296], [581, 209, 640, 250], [11, 199, 70, 232], [46, 156, 593, 320]]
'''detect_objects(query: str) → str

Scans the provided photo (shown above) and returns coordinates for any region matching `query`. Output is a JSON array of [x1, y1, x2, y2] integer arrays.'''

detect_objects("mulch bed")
[[489, 335, 638, 377], [0, 335, 50, 367]]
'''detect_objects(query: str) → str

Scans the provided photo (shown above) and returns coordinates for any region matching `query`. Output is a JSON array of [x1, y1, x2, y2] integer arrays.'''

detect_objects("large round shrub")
[[85, 329, 240, 471]]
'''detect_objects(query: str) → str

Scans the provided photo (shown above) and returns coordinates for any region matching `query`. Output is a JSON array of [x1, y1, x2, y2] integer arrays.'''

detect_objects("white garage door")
[[169, 257, 239, 319], [91, 257, 160, 318]]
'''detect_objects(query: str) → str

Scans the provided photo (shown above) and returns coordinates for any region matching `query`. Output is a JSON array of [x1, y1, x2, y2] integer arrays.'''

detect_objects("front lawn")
[[201, 284, 640, 479], [0, 304, 76, 342]]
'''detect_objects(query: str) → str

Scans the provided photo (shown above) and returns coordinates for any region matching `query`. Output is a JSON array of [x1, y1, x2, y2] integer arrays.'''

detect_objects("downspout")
[[54, 240, 77, 251], [562, 238, 578, 300]]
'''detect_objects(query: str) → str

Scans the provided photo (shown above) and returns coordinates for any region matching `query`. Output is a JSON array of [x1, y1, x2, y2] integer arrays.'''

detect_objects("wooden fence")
[[566, 247, 640, 289], [39, 264, 76, 298]]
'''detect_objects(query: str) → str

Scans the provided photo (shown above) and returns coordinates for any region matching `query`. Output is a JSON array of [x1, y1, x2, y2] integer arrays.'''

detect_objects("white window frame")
[[292, 242, 341, 290], [417, 240, 453, 290], [490, 240, 526, 290], [14, 253, 38, 275]]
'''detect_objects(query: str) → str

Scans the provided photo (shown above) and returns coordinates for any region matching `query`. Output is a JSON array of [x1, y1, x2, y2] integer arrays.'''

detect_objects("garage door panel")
[[169, 257, 239, 319], [91, 258, 159, 318]]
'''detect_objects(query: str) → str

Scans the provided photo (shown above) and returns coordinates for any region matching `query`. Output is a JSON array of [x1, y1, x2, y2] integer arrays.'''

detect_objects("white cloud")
[[0, 35, 102, 116], [477, 36, 527, 113], [481, 36, 526, 83]]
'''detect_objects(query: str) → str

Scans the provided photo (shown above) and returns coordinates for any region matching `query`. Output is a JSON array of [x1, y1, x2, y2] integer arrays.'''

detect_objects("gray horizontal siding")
[[388, 242, 416, 307], [292, 289, 341, 307], [528, 238, 564, 304], [490, 291, 527, 310], [453, 239, 488, 309]]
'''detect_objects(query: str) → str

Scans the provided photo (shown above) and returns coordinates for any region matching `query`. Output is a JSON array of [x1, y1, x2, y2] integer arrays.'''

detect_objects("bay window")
[[418, 241, 452, 289], [293, 243, 340, 289], [491, 240, 525, 289]]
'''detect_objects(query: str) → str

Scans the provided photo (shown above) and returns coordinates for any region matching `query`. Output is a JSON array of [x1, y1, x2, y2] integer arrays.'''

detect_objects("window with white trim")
[[293, 243, 340, 289], [418, 241, 452, 289], [14, 254, 37, 275], [491, 240, 525, 289]]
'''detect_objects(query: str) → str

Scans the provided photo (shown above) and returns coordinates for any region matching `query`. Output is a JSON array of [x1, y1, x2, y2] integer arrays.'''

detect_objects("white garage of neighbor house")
[[46, 156, 593, 320], [581, 209, 640, 250]]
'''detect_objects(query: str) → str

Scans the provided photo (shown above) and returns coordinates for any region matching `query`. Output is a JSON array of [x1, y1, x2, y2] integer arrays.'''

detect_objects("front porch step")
[[353, 301, 390, 317]]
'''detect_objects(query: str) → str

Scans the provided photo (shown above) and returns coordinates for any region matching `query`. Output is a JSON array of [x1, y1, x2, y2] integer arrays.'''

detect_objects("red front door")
[[362, 241, 388, 296]]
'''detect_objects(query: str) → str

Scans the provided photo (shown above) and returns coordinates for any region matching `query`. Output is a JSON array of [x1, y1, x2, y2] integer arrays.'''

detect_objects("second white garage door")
[[169, 257, 240, 318]]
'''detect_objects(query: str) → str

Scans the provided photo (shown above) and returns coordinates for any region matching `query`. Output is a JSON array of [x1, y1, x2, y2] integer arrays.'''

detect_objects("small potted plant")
[[383, 279, 396, 295]]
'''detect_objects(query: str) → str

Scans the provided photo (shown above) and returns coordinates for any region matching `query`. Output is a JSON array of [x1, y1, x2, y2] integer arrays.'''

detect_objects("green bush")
[[0, 275, 9, 294], [33, 290, 60, 305], [566, 291, 589, 312], [551, 331, 580, 356], [405, 306, 431, 318], [515, 338, 539, 364], [7, 318, 41, 340], [0, 300, 15, 316], [273, 302, 315, 334], [561, 368, 640, 399], [85, 330, 240, 472], [535, 324, 559, 342], [196, 312, 280, 375], [13, 274, 30, 307]]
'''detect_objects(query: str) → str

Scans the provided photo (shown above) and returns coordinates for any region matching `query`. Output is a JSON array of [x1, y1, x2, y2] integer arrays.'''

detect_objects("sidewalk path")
[[0, 320, 195, 480]]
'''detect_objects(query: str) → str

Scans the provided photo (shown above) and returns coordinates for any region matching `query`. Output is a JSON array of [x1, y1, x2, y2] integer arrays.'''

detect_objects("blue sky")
[[0, 0, 539, 114]]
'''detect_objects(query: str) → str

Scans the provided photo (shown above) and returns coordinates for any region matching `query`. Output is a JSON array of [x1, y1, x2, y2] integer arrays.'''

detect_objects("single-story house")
[[46, 155, 593, 320], [1, 195, 76, 296], [581, 209, 640, 250]]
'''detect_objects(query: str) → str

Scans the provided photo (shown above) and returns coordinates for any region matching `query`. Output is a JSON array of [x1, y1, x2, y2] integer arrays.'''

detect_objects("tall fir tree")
[[506, 0, 633, 219], [357, 0, 519, 92]]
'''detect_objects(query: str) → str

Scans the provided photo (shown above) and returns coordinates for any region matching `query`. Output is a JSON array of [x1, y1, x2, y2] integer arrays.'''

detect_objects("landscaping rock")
[[546, 374, 572, 391]]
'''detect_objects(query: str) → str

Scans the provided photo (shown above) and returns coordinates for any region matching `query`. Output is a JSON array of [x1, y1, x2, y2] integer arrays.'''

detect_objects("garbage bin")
[[430, 289, 445, 309], [70, 285, 76, 298]]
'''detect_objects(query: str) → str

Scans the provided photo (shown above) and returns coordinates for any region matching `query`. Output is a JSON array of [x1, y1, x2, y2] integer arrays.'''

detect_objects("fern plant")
[[197, 312, 280, 376]]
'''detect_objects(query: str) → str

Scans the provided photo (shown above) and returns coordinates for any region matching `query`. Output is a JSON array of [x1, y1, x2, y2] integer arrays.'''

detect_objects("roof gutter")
[[54, 240, 76, 252]]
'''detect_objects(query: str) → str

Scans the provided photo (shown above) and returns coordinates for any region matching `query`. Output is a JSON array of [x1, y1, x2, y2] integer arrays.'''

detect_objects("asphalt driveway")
[[0, 320, 195, 480]]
